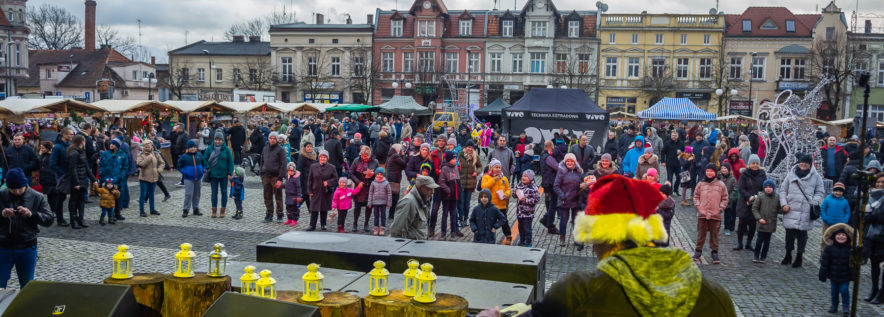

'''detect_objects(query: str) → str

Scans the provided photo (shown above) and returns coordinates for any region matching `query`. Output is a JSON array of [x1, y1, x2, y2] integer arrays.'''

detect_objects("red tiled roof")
[[0, 8, 11, 27], [724, 7, 819, 37], [21, 47, 132, 88]]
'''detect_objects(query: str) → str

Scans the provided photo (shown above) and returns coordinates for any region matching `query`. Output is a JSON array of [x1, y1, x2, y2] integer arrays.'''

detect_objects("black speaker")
[[202, 292, 320, 317], [1, 281, 138, 317], [256, 231, 411, 271]]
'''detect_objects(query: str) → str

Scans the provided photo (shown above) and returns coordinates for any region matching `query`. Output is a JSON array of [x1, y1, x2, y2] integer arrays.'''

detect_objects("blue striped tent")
[[637, 97, 716, 121]]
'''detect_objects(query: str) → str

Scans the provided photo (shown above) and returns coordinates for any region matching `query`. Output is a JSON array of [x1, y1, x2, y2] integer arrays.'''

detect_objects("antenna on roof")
[[184, 30, 188, 45]]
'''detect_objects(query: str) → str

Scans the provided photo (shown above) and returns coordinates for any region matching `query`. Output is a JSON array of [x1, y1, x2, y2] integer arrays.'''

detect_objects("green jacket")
[[202, 143, 234, 179], [523, 248, 736, 317], [722, 173, 738, 208], [752, 192, 783, 233]]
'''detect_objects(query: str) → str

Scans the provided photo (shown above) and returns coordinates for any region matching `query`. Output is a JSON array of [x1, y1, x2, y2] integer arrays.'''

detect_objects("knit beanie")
[[420, 143, 431, 151], [269, 132, 279, 140], [111, 139, 122, 148], [375, 167, 385, 176], [748, 154, 761, 165], [684, 146, 693, 154], [5, 168, 27, 189], [798, 153, 813, 165], [646, 168, 658, 178], [564, 153, 577, 163], [659, 183, 673, 196], [234, 166, 245, 178], [763, 179, 776, 190], [444, 150, 456, 162], [287, 162, 296, 171], [601, 153, 612, 161], [447, 138, 457, 146], [522, 169, 535, 179], [644, 147, 654, 155], [489, 158, 501, 170], [318, 149, 329, 158], [833, 182, 846, 192], [186, 139, 197, 149]]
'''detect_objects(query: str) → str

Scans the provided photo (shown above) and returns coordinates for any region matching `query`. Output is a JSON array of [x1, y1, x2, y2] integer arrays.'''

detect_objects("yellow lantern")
[[173, 243, 195, 278], [300, 263, 324, 302], [111, 244, 133, 279], [402, 259, 420, 297], [256, 269, 277, 299], [413, 263, 437, 303], [368, 260, 390, 297], [207, 243, 228, 277], [239, 265, 259, 296]]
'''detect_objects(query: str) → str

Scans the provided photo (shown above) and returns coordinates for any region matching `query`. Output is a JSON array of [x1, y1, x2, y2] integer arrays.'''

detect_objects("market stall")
[[501, 88, 609, 150], [378, 96, 432, 116], [91, 100, 183, 133], [325, 104, 381, 113], [0, 98, 105, 123], [637, 97, 716, 121], [473, 98, 509, 125]]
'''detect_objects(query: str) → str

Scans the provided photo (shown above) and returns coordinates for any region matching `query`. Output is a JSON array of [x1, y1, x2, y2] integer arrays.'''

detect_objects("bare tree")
[[639, 64, 675, 107], [232, 57, 273, 91], [165, 62, 193, 100], [297, 49, 333, 102], [345, 46, 377, 104], [414, 56, 444, 108], [809, 32, 856, 120], [713, 41, 747, 116], [96, 24, 137, 57], [550, 51, 597, 100], [27, 3, 82, 50], [224, 6, 299, 41]]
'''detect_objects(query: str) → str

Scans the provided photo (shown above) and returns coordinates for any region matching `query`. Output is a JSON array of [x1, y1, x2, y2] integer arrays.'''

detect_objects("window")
[[468, 53, 480, 73], [391, 20, 403, 37], [680, 34, 687, 45], [627, 57, 640, 78], [502, 20, 514, 37], [249, 69, 257, 82], [569, 21, 580, 38], [418, 20, 435, 37], [794, 58, 806, 79], [353, 56, 364, 76], [879, 63, 884, 85], [382, 52, 394, 72], [854, 60, 868, 79], [307, 55, 317, 76], [751, 56, 765, 80], [631, 33, 639, 44], [651, 58, 665, 77], [418, 52, 435, 72], [403, 52, 414, 72], [215, 68, 223, 81], [529, 52, 545, 73], [729, 57, 742, 79], [132, 70, 138, 80], [197, 68, 205, 81], [609, 33, 616, 44], [703, 34, 710, 45], [143, 71, 149, 78], [786, 20, 795, 32], [779, 58, 792, 80], [577, 54, 590, 74], [281, 57, 292, 82], [605, 57, 617, 77], [490, 53, 502, 73], [512, 53, 523, 73], [460, 20, 472, 36], [332, 39, 338, 44], [446, 53, 458, 73], [233, 68, 241, 82], [309, 39, 315, 44], [14, 44, 19, 66], [331, 57, 341, 76], [531, 21, 547, 37], [823, 57, 835, 75], [857, 105, 884, 122], [742, 20, 751, 32], [676, 58, 689, 79], [45, 68, 51, 79], [655, 34, 663, 45], [699, 58, 712, 79], [555, 54, 567, 73], [826, 27, 834, 41]]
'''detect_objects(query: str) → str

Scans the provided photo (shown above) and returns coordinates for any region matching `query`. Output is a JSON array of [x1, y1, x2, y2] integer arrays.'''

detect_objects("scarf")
[[299, 147, 316, 161], [462, 150, 477, 166], [794, 166, 810, 178]]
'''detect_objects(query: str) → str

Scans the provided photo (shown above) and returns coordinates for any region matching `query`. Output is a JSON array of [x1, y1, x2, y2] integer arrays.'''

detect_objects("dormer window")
[[742, 20, 751, 32], [760, 19, 777, 30], [391, 20, 403, 37], [568, 21, 580, 38], [785, 20, 795, 32], [502, 20, 514, 37], [460, 19, 472, 36]]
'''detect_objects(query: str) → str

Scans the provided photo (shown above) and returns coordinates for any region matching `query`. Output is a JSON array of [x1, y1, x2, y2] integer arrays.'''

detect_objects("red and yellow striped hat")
[[574, 175, 667, 245]]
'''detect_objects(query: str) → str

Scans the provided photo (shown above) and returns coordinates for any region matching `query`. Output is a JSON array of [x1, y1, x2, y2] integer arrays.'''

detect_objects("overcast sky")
[[28, 0, 884, 64]]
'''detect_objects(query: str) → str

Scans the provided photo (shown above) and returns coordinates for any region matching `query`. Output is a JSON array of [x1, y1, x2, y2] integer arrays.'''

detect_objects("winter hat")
[[684, 146, 693, 154], [375, 167, 385, 176], [444, 150, 456, 162], [234, 166, 245, 178], [823, 223, 855, 245], [464, 140, 476, 149], [644, 147, 654, 155], [522, 169, 535, 179], [763, 179, 776, 190], [739, 135, 749, 142], [269, 132, 279, 140], [489, 158, 502, 170], [111, 139, 122, 148], [287, 162, 296, 171], [575, 175, 667, 246], [797, 153, 813, 165], [868, 160, 883, 171], [447, 138, 457, 146], [705, 163, 718, 173], [318, 149, 329, 158], [278, 134, 287, 142], [720, 162, 732, 173], [833, 182, 846, 192], [564, 153, 577, 163], [354, 132, 362, 139], [420, 143, 431, 151], [601, 153, 612, 162], [186, 139, 197, 149], [646, 168, 658, 178], [748, 154, 761, 165], [659, 183, 673, 196], [105, 178, 114, 184], [5, 168, 27, 189]]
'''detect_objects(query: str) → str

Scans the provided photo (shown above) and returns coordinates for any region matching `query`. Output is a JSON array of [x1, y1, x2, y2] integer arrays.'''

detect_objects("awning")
[[716, 114, 756, 122], [0, 98, 105, 115], [291, 103, 324, 114], [91, 100, 182, 113], [378, 96, 432, 115], [326, 104, 381, 112], [609, 111, 637, 118], [164, 100, 232, 113], [265, 103, 299, 113], [638, 97, 715, 121], [218, 102, 269, 113], [474, 98, 510, 117]]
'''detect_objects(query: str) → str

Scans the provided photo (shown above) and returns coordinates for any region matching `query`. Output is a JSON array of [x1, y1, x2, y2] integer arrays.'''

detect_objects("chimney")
[[232, 35, 245, 42], [346, 15, 352, 24], [866, 20, 873, 34], [150, 56, 155, 65], [368, 14, 374, 25], [85, 0, 96, 51], [316, 13, 324, 25], [248, 36, 261, 42]]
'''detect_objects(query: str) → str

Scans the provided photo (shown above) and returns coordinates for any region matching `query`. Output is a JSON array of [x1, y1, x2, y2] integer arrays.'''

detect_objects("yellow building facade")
[[597, 13, 725, 114]]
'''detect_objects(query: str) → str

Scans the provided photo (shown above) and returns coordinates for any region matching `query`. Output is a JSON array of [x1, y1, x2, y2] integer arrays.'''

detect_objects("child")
[[642, 168, 662, 190], [679, 146, 696, 205], [283, 162, 302, 226], [367, 167, 392, 235], [751, 179, 783, 263], [177, 140, 205, 217], [93, 179, 120, 225], [821, 182, 852, 251], [228, 166, 245, 220], [720, 163, 738, 236], [279, 134, 292, 163], [469, 189, 507, 244], [332, 177, 362, 233], [513, 169, 541, 247], [438, 151, 462, 239], [692, 163, 728, 264], [656, 184, 675, 247], [819, 223, 855, 314], [481, 158, 512, 244]]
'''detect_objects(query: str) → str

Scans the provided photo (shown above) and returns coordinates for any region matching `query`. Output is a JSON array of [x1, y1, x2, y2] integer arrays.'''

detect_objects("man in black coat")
[[0, 168, 54, 289], [4, 133, 38, 181], [248, 127, 265, 155], [661, 130, 685, 190], [569, 134, 596, 172], [228, 118, 247, 165], [603, 131, 618, 160], [344, 133, 364, 166], [324, 131, 345, 174], [617, 126, 636, 160]]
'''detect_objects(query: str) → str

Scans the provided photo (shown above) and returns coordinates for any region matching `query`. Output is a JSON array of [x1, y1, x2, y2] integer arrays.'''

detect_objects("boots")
[[865, 288, 879, 302], [692, 250, 701, 261], [559, 234, 566, 247], [352, 223, 358, 232], [108, 217, 116, 225], [711, 251, 720, 264], [373, 226, 379, 235], [211, 207, 218, 218], [78, 217, 88, 228], [871, 291, 884, 304], [428, 228, 435, 238], [380, 227, 386, 236], [791, 253, 803, 268], [193, 209, 203, 216], [219, 207, 226, 218], [733, 233, 743, 250], [182, 209, 189, 218], [150, 210, 160, 215], [232, 210, 243, 220], [781, 250, 793, 265], [337, 226, 345, 233], [99, 217, 106, 226], [745, 236, 754, 251]]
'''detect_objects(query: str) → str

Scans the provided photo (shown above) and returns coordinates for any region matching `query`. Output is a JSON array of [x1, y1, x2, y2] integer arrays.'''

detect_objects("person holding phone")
[[0, 168, 54, 288]]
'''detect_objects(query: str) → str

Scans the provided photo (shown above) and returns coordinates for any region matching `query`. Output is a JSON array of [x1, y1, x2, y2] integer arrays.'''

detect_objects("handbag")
[[679, 170, 692, 184], [55, 173, 71, 194], [795, 180, 821, 221]]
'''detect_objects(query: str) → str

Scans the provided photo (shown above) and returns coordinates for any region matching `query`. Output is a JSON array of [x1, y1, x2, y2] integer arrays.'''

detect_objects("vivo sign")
[[507, 111, 525, 118]]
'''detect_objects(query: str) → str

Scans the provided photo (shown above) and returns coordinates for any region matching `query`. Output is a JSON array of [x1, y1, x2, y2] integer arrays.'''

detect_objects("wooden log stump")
[[277, 290, 363, 317], [103, 273, 166, 317], [406, 293, 468, 317], [161, 273, 231, 317], [363, 289, 410, 317]]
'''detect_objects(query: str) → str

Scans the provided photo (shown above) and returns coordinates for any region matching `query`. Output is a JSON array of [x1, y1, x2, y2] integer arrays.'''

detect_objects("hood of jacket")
[[598, 247, 702, 316], [727, 147, 741, 160], [638, 154, 658, 165], [557, 159, 585, 174], [595, 159, 618, 173], [629, 135, 646, 152], [478, 189, 493, 206]]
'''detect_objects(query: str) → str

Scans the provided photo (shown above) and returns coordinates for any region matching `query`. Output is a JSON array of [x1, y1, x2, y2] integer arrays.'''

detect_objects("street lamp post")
[[748, 52, 757, 116], [142, 73, 157, 100], [715, 87, 738, 116], [391, 81, 412, 96], [203, 50, 213, 100]]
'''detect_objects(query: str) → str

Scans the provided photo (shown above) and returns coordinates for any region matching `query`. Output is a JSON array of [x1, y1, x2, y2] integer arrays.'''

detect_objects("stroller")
[[242, 152, 262, 175]]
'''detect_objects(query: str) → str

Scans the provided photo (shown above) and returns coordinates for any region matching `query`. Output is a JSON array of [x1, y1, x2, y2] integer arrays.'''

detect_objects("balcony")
[[601, 14, 722, 28]]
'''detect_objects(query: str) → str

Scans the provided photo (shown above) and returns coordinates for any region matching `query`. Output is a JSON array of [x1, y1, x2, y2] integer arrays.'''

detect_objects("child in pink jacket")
[[331, 177, 362, 233]]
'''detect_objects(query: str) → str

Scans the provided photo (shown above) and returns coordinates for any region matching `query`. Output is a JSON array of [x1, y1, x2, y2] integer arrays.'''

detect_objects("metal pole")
[[851, 72, 872, 317]]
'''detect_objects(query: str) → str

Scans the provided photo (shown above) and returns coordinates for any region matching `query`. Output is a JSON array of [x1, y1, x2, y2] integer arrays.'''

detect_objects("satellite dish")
[[709, 8, 717, 15]]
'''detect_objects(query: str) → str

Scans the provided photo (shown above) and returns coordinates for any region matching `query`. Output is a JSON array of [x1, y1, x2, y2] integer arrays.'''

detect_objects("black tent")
[[502, 88, 609, 150], [473, 97, 510, 125]]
